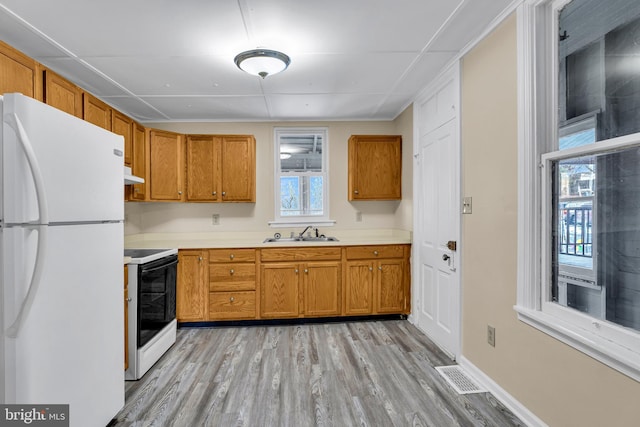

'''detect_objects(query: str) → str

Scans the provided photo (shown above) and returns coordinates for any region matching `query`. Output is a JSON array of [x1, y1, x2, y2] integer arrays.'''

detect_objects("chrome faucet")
[[299, 225, 317, 238]]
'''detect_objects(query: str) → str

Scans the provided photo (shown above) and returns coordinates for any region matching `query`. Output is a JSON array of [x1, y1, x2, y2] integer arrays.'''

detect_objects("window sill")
[[514, 305, 640, 382], [268, 219, 336, 228]]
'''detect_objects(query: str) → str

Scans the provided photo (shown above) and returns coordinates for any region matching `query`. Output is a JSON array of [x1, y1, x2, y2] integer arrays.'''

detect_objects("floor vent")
[[435, 365, 486, 395]]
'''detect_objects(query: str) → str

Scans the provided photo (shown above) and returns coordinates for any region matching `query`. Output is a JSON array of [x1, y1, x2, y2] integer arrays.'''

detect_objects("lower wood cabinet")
[[208, 248, 257, 320], [176, 244, 410, 323], [345, 245, 410, 315], [176, 250, 207, 322], [260, 247, 342, 318]]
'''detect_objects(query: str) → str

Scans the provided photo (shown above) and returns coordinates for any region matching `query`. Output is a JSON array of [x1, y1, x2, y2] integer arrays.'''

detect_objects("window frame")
[[269, 127, 334, 227], [516, 0, 640, 381]]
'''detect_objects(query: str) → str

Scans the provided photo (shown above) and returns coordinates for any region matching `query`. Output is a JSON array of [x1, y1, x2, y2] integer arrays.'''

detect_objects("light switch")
[[462, 197, 472, 214]]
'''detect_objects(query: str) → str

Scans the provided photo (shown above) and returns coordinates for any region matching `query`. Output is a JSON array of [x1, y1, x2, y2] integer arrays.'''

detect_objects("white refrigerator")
[[0, 93, 124, 426]]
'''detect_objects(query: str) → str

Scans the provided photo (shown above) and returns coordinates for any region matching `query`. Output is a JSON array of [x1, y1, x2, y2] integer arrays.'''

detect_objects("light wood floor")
[[111, 320, 524, 426]]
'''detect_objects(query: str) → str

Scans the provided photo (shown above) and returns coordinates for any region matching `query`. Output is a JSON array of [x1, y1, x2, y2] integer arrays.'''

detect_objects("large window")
[[272, 128, 331, 225], [517, 0, 640, 380]]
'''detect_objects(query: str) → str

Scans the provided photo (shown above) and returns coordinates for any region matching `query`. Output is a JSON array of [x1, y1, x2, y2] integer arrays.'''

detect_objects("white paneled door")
[[412, 67, 460, 359]]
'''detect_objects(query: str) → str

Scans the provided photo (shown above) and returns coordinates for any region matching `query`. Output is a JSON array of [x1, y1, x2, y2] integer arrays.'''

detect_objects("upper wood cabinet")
[[83, 92, 112, 130], [112, 110, 133, 166], [129, 122, 147, 201], [0, 40, 41, 100], [149, 129, 185, 201], [221, 135, 256, 202], [43, 69, 82, 118], [186, 134, 256, 203], [186, 135, 221, 202], [348, 135, 402, 200]]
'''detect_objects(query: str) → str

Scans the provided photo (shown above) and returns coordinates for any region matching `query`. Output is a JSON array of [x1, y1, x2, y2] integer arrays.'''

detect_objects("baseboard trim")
[[458, 356, 548, 427]]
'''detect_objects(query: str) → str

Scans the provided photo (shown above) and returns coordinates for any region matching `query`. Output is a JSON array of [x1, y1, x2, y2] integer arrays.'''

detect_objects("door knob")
[[442, 254, 450, 261]]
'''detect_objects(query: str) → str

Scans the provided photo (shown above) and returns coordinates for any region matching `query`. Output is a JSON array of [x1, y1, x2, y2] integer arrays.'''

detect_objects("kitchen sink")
[[263, 236, 339, 243]]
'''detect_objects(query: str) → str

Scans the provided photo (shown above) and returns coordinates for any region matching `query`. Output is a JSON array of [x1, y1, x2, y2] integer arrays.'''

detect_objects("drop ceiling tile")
[[43, 58, 130, 97], [0, 0, 248, 57], [261, 52, 418, 94], [267, 94, 391, 120], [393, 51, 458, 95], [244, 0, 464, 52], [428, 0, 513, 51], [84, 56, 263, 96], [100, 96, 169, 121], [140, 96, 270, 121]]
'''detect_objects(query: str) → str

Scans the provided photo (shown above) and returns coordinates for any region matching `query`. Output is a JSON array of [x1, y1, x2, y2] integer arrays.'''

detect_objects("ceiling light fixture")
[[234, 49, 291, 79]]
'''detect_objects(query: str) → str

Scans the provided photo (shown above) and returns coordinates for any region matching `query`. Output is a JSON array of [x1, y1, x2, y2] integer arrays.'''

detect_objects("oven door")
[[137, 254, 178, 347]]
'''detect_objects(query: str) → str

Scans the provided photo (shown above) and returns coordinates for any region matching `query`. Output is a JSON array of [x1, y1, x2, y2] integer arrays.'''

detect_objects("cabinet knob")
[[178, 191, 182, 195], [304, 269, 308, 274], [212, 191, 217, 196], [230, 297, 235, 302], [373, 250, 379, 256], [378, 266, 383, 271], [354, 190, 359, 194], [222, 191, 226, 196], [126, 297, 132, 302], [230, 269, 235, 275], [198, 256, 203, 261], [230, 254, 234, 260], [295, 269, 299, 274], [369, 266, 373, 271]]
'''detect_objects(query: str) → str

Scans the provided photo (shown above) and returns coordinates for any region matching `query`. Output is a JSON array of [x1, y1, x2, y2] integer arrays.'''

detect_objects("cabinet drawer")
[[210, 263, 255, 280], [209, 248, 255, 263], [260, 247, 341, 262], [209, 291, 256, 319], [345, 245, 405, 260]]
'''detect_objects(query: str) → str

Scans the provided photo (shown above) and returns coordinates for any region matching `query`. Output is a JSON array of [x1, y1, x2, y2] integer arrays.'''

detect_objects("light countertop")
[[125, 229, 412, 250]]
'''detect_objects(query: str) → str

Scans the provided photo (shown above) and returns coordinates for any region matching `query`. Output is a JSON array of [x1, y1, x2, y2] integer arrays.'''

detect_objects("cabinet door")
[[344, 261, 374, 315], [149, 130, 185, 201], [186, 135, 221, 202], [130, 123, 147, 201], [348, 135, 402, 200], [221, 135, 256, 202], [304, 261, 341, 317], [43, 69, 82, 117], [177, 250, 207, 322], [0, 40, 41, 100], [375, 259, 405, 313], [261, 263, 299, 318], [112, 110, 133, 166], [83, 92, 112, 130]]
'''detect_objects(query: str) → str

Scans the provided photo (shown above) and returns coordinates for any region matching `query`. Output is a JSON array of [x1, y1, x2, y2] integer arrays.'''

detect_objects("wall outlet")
[[487, 325, 496, 347], [212, 214, 220, 225], [355, 211, 362, 222]]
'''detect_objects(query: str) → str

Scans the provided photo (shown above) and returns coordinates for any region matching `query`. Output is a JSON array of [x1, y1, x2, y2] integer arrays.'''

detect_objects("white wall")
[[125, 108, 413, 235]]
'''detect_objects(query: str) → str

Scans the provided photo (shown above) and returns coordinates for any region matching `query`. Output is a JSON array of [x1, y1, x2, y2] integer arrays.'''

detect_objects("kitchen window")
[[516, 0, 640, 380], [271, 127, 333, 226]]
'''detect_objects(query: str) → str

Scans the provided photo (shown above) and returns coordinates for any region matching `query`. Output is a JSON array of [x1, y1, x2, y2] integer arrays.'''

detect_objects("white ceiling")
[[0, 0, 512, 123]]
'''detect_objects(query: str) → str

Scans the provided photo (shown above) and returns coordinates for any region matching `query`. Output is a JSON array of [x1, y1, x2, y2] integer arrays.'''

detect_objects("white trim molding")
[[459, 356, 549, 427]]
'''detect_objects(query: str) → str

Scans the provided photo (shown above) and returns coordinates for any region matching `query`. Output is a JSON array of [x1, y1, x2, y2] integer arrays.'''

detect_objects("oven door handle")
[[140, 258, 178, 274]]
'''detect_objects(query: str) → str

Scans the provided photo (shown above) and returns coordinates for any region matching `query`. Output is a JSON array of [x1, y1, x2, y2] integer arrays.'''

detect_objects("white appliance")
[[0, 93, 124, 426], [124, 248, 178, 381]]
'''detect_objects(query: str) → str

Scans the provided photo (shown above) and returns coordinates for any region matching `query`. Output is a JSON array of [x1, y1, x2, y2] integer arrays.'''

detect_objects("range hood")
[[124, 166, 144, 185]]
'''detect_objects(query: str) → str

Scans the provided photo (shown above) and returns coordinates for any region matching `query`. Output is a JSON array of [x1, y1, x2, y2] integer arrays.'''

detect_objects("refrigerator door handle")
[[4, 112, 50, 225], [4, 112, 50, 338]]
